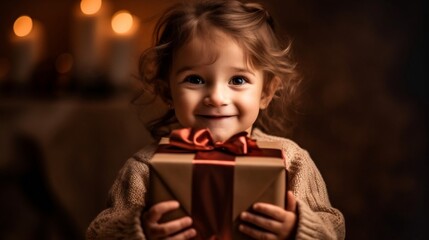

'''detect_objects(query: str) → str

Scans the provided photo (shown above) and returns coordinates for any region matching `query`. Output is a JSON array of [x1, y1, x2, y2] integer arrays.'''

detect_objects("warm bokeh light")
[[111, 11, 133, 35], [13, 15, 33, 37], [80, 0, 102, 15]]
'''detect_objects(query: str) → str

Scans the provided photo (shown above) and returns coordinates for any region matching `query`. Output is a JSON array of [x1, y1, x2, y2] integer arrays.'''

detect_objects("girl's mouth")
[[196, 115, 234, 119]]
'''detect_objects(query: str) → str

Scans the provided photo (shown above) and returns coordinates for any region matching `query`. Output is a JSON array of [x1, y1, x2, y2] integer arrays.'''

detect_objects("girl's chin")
[[208, 128, 245, 142], [199, 127, 231, 142]]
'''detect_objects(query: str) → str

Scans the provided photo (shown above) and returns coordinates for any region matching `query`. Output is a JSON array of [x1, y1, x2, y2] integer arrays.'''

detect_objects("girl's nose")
[[203, 84, 230, 107]]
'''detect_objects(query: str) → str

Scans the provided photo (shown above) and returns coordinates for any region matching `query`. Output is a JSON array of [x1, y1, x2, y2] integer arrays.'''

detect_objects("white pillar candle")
[[73, 0, 109, 82], [10, 15, 43, 85], [108, 10, 139, 88]]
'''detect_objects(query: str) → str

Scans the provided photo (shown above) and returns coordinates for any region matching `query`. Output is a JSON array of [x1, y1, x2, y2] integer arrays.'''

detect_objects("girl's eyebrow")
[[174, 66, 195, 75], [173, 66, 256, 76], [231, 67, 256, 76]]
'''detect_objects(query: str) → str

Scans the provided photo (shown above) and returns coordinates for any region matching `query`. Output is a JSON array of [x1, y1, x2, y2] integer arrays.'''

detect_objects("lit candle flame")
[[13, 15, 33, 37], [80, 0, 102, 15], [111, 11, 133, 35]]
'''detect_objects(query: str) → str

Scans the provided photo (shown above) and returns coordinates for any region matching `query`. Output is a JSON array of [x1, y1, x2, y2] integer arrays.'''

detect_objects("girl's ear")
[[260, 76, 281, 109]]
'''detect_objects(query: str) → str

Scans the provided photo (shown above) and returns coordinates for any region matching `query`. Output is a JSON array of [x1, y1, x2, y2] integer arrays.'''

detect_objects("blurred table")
[[0, 93, 153, 238]]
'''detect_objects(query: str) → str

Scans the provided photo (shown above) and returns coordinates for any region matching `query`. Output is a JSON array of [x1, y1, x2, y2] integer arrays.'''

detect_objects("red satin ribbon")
[[168, 128, 254, 239], [157, 128, 276, 239], [169, 128, 258, 155], [192, 159, 234, 240]]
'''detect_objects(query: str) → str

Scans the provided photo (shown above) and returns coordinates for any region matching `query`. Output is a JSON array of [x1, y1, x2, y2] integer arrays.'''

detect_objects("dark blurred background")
[[0, 0, 427, 239]]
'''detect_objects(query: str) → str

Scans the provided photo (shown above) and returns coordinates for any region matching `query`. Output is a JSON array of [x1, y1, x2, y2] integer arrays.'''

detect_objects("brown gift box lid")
[[148, 138, 286, 239]]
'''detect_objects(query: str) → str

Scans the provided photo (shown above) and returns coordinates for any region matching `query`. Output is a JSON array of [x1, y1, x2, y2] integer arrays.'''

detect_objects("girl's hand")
[[239, 191, 297, 240], [142, 200, 196, 239]]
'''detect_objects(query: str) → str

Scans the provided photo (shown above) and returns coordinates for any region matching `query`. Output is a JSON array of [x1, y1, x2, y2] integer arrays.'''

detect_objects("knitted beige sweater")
[[86, 129, 345, 239]]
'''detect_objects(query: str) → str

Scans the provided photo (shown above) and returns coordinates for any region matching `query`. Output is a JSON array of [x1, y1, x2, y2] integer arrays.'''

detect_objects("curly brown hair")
[[137, 0, 300, 140]]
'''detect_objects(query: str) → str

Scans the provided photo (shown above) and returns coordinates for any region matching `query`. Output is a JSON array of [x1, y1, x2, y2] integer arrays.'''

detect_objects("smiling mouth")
[[196, 115, 234, 119]]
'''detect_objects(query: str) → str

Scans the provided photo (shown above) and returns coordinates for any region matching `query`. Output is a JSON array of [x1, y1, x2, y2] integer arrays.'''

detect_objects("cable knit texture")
[[87, 129, 345, 239]]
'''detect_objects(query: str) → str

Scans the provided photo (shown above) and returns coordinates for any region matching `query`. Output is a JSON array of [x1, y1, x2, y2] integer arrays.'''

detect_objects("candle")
[[73, 0, 109, 82], [10, 15, 43, 85], [108, 10, 139, 88]]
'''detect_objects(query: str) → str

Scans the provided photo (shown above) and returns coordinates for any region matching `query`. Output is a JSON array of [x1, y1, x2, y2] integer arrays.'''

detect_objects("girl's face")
[[169, 30, 268, 142]]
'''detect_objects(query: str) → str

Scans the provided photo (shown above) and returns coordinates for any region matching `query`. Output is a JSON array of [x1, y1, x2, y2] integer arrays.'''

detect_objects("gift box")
[[148, 129, 286, 240]]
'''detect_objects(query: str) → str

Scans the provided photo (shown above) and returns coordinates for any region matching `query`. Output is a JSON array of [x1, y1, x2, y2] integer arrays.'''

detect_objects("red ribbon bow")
[[169, 128, 258, 155]]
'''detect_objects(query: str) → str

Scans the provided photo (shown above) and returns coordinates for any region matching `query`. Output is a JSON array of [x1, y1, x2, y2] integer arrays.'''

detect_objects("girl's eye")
[[230, 76, 247, 85], [184, 75, 205, 84]]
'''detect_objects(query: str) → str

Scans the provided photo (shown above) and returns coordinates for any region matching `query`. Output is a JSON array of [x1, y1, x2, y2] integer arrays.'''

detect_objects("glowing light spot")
[[111, 11, 133, 35], [13, 15, 33, 37], [80, 0, 102, 15]]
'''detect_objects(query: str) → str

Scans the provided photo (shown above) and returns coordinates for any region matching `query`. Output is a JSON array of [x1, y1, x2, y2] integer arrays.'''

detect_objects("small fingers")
[[240, 211, 282, 233], [151, 216, 193, 237], [143, 201, 180, 223], [252, 202, 287, 222], [286, 191, 297, 212], [241, 200, 297, 239], [143, 201, 191, 239]]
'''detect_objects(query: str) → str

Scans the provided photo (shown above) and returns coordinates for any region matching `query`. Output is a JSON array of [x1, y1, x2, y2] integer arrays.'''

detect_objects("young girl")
[[87, 0, 345, 239]]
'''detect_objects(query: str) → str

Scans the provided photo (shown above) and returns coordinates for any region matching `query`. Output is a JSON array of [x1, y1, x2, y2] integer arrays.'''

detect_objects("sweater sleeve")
[[86, 145, 156, 240], [251, 129, 345, 239], [286, 145, 345, 239]]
